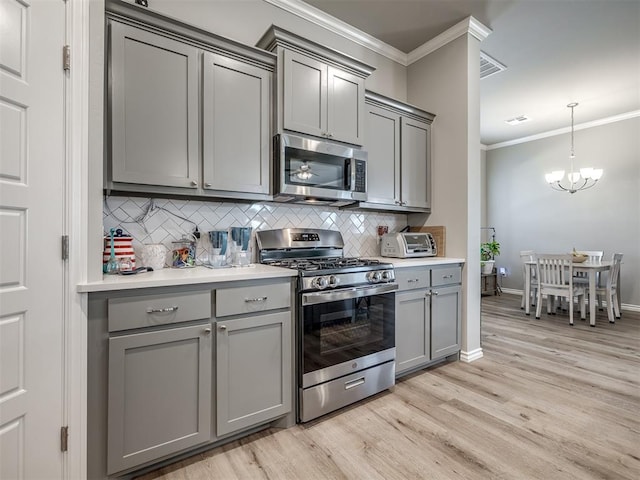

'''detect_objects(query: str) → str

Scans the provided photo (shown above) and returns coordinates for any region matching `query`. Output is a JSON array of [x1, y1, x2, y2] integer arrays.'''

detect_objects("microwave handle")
[[345, 159, 356, 192]]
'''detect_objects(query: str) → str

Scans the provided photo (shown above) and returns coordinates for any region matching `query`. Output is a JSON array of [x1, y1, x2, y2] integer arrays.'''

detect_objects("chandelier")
[[545, 102, 603, 193]]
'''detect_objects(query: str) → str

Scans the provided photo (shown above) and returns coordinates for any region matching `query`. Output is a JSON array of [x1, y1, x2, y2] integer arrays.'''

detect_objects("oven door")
[[300, 284, 396, 387]]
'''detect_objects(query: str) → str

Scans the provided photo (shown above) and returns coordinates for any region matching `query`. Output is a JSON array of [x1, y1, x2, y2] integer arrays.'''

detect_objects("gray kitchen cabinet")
[[107, 322, 212, 474], [396, 288, 431, 373], [214, 280, 293, 436], [362, 92, 435, 212], [395, 264, 462, 377], [215, 311, 292, 436], [105, 2, 276, 200], [283, 48, 365, 145], [202, 52, 271, 195], [257, 26, 374, 146], [109, 21, 200, 190]]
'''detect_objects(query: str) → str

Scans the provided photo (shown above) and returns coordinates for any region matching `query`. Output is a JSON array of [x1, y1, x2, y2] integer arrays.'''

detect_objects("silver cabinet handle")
[[442, 274, 454, 279], [204, 182, 212, 187], [218, 325, 227, 331], [432, 291, 439, 296], [190, 180, 198, 187], [407, 278, 420, 283], [203, 328, 212, 335], [146, 306, 178, 313], [244, 296, 267, 303], [425, 291, 432, 297], [327, 132, 333, 138]]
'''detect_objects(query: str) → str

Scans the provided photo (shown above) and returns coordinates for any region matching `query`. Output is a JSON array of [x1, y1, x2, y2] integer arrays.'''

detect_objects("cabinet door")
[[400, 117, 431, 209], [107, 323, 212, 474], [283, 49, 327, 138], [365, 104, 401, 205], [395, 289, 430, 375], [216, 311, 292, 436], [431, 285, 462, 359], [203, 53, 271, 194], [109, 22, 199, 189], [327, 66, 365, 145]]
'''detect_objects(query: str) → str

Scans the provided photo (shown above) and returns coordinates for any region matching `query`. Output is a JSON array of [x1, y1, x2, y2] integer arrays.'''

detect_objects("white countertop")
[[78, 257, 466, 293], [77, 264, 297, 293], [371, 256, 466, 268]]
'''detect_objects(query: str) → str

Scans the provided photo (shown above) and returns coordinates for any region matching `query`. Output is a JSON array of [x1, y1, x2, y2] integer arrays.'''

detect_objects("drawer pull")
[[432, 291, 439, 296], [218, 325, 227, 331], [407, 279, 420, 283], [442, 274, 454, 279], [244, 296, 268, 303], [203, 327, 212, 335], [425, 291, 432, 297], [344, 377, 365, 390], [146, 306, 179, 313]]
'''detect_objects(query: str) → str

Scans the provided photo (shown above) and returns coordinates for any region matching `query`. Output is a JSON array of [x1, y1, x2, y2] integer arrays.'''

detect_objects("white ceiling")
[[301, 0, 640, 146]]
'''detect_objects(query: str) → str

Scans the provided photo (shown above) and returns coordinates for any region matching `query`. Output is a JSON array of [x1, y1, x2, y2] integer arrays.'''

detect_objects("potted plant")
[[481, 240, 500, 274]]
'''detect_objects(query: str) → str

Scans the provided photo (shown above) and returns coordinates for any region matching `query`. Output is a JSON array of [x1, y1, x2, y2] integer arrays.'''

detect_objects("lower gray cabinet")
[[107, 322, 212, 474], [216, 310, 292, 436], [431, 284, 462, 359], [395, 264, 462, 377], [396, 288, 430, 373]]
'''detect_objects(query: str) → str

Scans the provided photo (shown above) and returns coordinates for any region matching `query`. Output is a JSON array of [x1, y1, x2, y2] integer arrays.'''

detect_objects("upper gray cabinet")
[[105, 1, 275, 200], [362, 92, 435, 212], [202, 53, 271, 195], [257, 26, 374, 146], [109, 22, 200, 189]]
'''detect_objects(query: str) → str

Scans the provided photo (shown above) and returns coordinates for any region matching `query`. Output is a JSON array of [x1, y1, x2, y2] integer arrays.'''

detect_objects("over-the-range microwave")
[[274, 133, 367, 207]]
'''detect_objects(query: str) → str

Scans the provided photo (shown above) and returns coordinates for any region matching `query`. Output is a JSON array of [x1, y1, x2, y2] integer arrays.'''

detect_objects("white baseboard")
[[460, 348, 483, 363], [495, 289, 640, 313]]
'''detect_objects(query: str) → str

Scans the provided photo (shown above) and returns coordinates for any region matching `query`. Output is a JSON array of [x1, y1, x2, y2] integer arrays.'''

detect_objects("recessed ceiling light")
[[505, 115, 532, 126]]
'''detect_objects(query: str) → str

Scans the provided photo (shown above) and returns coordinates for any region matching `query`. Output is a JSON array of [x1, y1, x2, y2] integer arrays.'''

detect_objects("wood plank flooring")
[[138, 293, 639, 480]]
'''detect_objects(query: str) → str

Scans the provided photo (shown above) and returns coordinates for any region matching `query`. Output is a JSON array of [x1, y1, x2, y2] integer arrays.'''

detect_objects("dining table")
[[524, 259, 616, 327]]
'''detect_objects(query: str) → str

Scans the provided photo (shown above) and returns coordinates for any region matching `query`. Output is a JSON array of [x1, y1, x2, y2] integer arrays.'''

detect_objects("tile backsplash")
[[103, 196, 408, 264]]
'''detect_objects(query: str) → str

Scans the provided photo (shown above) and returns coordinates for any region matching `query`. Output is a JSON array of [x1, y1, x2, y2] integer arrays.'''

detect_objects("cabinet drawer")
[[395, 267, 430, 291], [216, 282, 291, 318], [108, 291, 211, 332], [431, 266, 462, 287]]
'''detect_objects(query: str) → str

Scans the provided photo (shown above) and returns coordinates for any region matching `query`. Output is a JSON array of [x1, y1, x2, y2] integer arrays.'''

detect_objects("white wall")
[[485, 116, 640, 307], [407, 34, 483, 360]]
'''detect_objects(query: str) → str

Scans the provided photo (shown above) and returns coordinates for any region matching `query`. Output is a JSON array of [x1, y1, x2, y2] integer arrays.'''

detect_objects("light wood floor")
[[138, 293, 640, 480]]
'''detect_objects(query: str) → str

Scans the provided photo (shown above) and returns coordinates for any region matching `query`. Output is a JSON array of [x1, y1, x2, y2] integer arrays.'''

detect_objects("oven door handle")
[[302, 283, 398, 305]]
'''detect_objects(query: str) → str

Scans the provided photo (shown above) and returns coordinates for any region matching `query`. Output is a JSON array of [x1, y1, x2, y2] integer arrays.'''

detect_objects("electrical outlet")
[[499, 267, 507, 276]]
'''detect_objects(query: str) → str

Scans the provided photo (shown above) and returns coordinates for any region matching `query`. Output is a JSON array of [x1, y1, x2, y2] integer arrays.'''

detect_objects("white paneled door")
[[0, 0, 66, 478]]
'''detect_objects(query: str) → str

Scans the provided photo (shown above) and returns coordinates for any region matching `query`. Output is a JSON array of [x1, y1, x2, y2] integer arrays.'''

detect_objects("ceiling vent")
[[505, 115, 532, 126], [480, 51, 507, 79]]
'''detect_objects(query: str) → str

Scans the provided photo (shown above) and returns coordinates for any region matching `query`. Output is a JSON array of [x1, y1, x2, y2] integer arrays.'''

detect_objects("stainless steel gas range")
[[256, 228, 398, 422]]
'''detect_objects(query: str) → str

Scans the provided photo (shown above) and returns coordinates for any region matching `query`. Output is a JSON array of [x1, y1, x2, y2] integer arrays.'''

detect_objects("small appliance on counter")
[[380, 232, 437, 258]]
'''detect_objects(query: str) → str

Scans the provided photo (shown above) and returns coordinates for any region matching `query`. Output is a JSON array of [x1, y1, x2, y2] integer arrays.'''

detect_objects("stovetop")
[[265, 257, 389, 274]]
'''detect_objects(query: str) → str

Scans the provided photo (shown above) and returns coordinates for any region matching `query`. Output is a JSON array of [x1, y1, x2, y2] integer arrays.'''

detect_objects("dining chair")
[[535, 254, 586, 325], [573, 250, 604, 309], [519, 250, 537, 309], [594, 253, 623, 323]]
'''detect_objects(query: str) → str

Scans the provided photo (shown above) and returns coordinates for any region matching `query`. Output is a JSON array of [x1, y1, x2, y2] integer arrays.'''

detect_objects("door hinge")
[[62, 235, 69, 260], [60, 426, 69, 452], [63, 45, 71, 71]]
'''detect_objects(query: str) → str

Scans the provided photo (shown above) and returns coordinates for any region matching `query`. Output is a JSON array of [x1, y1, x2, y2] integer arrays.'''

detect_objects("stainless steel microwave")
[[274, 133, 367, 206]]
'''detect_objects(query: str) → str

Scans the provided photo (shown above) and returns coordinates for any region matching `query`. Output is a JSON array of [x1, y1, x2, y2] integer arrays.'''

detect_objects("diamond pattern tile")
[[103, 196, 408, 264]]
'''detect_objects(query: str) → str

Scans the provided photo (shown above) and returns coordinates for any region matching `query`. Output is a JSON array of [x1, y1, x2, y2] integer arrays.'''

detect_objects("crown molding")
[[262, 1, 491, 67], [407, 16, 492, 64], [262, 0, 407, 64], [485, 110, 640, 150]]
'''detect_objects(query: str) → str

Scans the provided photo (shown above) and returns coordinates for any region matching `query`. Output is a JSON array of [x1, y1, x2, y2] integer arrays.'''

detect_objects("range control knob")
[[381, 270, 393, 281], [328, 275, 339, 288], [313, 276, 329, 289], [367, 271, 383, 283]]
